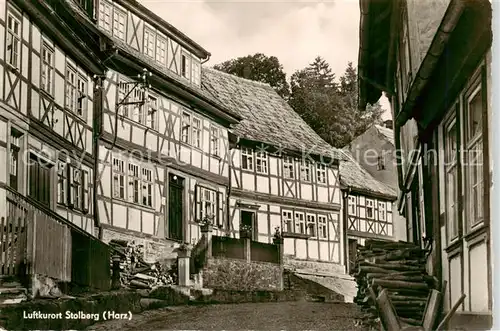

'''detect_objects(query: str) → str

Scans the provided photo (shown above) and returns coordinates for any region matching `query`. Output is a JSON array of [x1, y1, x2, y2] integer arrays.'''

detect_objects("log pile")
[[109, 239, 177, 289], [353, 239, 436, 330]]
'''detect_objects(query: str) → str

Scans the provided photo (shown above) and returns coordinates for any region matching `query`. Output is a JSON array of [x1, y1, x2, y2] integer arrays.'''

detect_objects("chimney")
[[383, 119, 393, 129]]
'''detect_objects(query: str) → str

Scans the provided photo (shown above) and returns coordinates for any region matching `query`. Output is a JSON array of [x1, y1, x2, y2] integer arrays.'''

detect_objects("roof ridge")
[[203, 67, 274, 89]]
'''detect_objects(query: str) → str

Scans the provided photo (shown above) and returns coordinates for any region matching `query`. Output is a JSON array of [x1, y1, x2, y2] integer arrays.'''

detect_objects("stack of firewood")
[[109, 239, 177, 289], [353, 239, 436, 330]]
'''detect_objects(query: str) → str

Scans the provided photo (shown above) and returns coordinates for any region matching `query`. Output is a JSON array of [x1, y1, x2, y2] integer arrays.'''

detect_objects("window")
[[65, 67, 77, 112], [400, 10, 411, 92], [113, 8, 126, 40], [112, 158, 125, 199], [366, 199, 374, 219], [127, 163, 140, 203], [294, 212, 305, 234], [181, 54, 190, 80], [156, 36, 167, 66], [241, 148, 253, 171], [9, 129, 22, 191], [141, 168, 153, 207], [41, 45, 54, 95], [6, 12, 21, 68], [181, 112, 191, 144], [57, 161, 67, 205], [28, 154, 52, 205], [307, 214, 316, 237], [317, 163, 326, 184], [192, 117, 201, 149], [377, 155, 385, 170], [465, 87, 484, 228], [199, 187, 216, 221], [348, 196, 356, 215], [71, 168, 82, 209], [300, 161, 311, 182], [283, 157, 294, 179], [144, 28, 155, 58], [191, 60, 201, 86], [210, 126, 220, 156], [256, 150, 268, 174], [445, 117, 459, 240], [147, 96, 157, 129], [318, 215, 327, 239], [118, 81, 130, 117], [77, 76, 87, 118], [378, 201, 386, 221], [282, 211, 293, 232], [132, 87, 144, 124], [98, 1, 112, 32]]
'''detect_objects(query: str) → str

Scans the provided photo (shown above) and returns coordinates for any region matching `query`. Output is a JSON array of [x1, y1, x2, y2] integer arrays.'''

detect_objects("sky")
[[140, 0, 391, 120]]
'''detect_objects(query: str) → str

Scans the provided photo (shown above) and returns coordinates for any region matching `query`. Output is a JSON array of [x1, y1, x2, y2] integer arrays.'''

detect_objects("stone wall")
[[101, 226, 179, 263], [203, 258, 283, 291]]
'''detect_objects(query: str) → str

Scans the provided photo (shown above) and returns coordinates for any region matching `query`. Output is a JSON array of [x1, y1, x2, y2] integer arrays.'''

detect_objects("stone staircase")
[[0, 276, 27, 305]]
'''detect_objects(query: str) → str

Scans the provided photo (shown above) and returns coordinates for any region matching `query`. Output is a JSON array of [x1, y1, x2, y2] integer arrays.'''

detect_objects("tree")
[[288, 59, 384, 148], [213, 53, 290, 99]]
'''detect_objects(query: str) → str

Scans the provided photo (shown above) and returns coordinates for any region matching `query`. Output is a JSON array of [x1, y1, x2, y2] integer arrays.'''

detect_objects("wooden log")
[[400, 317, 423, 326], [360, 261, 425, 272], [435, 293, 466, 331], [422, 289, 443, 331], [372, 279, 429, 291], [375, 288, 402, 331], [357, 266, 392, 275], [375, 248, 426, 262], [129, 280, 151, 289], [380, 275, 425, 282]]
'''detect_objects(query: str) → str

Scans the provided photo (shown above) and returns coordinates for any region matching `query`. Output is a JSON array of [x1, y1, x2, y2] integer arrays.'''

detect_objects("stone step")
[[0, 292, 27, 305], [0, 287, 27, 295]]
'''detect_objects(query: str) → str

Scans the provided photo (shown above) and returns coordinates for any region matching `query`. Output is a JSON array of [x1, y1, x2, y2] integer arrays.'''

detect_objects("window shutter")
[[82, 170, 89, 214], [195, 185, 201, 222], [67, 165, 74, 208], [217, 191, 223, 227]]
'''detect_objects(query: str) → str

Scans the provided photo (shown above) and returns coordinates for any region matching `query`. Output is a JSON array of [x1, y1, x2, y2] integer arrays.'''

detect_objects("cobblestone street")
[[87, 302, 364, 331]]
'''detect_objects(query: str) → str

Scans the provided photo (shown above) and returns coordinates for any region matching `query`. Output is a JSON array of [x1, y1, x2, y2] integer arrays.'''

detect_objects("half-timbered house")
[[0, 0, 106, 236], [65, 0, 242, 261], [202, 68, 399, 274], [358, 0, 492, 328]]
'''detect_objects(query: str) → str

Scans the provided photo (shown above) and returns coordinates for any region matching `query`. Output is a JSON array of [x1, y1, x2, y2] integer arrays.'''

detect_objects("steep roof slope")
[[201, 67, 344, 161], [202, 68, 397, 199]]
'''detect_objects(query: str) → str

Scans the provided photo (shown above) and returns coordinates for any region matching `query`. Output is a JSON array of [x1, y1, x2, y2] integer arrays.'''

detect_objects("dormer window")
[[144, 28, 155, 58], [300, 161, 311, 182], [113, 8, 126, 40], [377, 155, 385, 170], [98, 1, 112, 32]]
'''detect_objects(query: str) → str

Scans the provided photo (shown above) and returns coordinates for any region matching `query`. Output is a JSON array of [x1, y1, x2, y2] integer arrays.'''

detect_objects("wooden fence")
[[250, 241, 280, 264], [1, 185, 111, 289], [212, 236, 245, 260]]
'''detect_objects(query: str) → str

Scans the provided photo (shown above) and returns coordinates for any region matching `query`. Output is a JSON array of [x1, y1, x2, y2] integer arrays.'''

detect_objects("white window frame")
[[41, 44, 54, 95], [141, 167, 153, 207], [200, 186, 217, 222], [144, 27, 155, 58], [181, 111, 191, 144], [65, 66, 77, 112], [156, 35, 167, 66], [444, 114, 459, 241], [317, 163, 326, 184], [348, 196, 356, 215], [256, 151, 268, 174], [76, 75, 87, 119], [112, 7, 126, 40], [191, 60, 201, 86], [282, 210, 293, 233], [377, 155, 386, 170], [181, 52, 191, 80], [465, 85, 484, 229], [147, 95, 157, 130], [307, 214, 316, 237], [210, 126, 220, 157], [241, 148, 254, 171], [192, 117, 201, 149], [294, 212, 305, 234], [283, 157, 294, 179], [113, 158, 125, 199], [378, 201, 386, 221], [366, 199, 374, 219], [118, 80, 130, 118], [318, 215, 327, 239], [6, 11, 21, 68], [127, 162, 140, 204], [99, 1, 112, 32], [300, 161, 311, 182]]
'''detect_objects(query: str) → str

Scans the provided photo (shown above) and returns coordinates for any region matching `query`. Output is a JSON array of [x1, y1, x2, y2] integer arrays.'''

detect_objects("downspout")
[[93, 74, 105, 239], [201, 53, 211, 65]]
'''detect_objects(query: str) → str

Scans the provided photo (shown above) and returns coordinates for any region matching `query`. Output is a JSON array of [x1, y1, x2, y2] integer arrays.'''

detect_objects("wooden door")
[[348, 238, 357, 275], [240, 210, 256, 240], [168, 174, 184, 241]]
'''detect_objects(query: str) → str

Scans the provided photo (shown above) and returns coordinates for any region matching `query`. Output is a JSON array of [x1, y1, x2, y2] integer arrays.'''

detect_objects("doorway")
[[168, 174, 184, 241], [240, 210, 256, 240]]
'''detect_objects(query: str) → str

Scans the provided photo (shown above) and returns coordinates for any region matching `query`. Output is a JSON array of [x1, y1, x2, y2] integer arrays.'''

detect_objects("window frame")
[[256, 150, 268, 174], [6, 10, 21, 68], [306, 214, 316, 237], [112, 157, 126, 200], [191, 59, 201, 86], [155, 35, 167, 66], [316, 163, 326, 184], [241, 148, 254, 171], [98, 0, 112, 32], [300, 161, 312, 182], [41, 44, 55, 96], [112, 7, 126, 40], [181, 52, 191, 81], [210, 126, 220, 157], [147, 94, 158, 130], [282, 210, 293, 233], [181, 111, 191, 144], [348, 196, 356, 216], [143, 27, 156, 59], [294, 212, 306, 234], [318, 215, 327, 239], [366, 199, 374, 219], [9, 128, 22, 191], [283, 157, 294, 179], [192, 117, 201, 149], [444, 111, 459, 242], [198, 186, 217, 223], [378, 201, 386, 222], [65, 66, 78, 113]]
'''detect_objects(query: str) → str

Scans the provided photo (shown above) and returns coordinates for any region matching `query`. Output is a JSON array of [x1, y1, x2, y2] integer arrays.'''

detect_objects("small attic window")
[[377, 155, 385, 170]]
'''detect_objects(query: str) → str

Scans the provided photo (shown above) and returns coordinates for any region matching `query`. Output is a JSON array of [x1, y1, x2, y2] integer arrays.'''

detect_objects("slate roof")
[[202, 67, 345, 161], [202, 68, 397, 199], [374, 125, 394, 145]]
